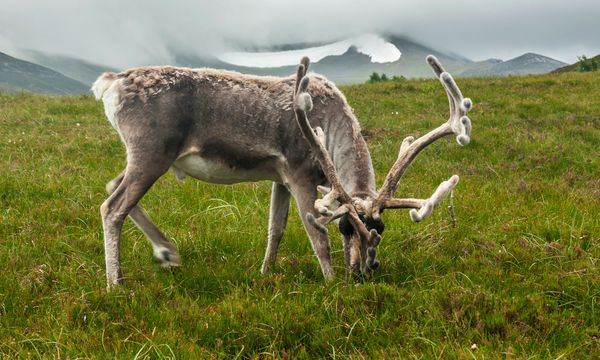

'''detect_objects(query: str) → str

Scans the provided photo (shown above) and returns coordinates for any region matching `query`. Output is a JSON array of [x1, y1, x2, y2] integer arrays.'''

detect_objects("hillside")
[[171, 36, 568, 84], [0, 51, 89, 94], [0, 72, 599, 358], [22, 50, 117, 86]]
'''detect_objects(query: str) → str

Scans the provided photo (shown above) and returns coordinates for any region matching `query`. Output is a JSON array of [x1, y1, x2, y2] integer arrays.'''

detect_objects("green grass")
[[1, 72, 599, 358]]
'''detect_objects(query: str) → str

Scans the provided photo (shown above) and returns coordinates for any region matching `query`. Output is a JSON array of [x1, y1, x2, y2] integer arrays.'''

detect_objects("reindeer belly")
[[172, 154, 280, 184]]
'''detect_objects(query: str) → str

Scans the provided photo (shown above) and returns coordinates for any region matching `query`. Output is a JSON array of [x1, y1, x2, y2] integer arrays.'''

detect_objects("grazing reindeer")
[[92, 55, 472, 288]]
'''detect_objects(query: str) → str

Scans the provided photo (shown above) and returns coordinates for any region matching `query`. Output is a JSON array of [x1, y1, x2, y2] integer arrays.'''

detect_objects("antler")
[[292, 57, 380, 267], [370, 55, 473, 222]]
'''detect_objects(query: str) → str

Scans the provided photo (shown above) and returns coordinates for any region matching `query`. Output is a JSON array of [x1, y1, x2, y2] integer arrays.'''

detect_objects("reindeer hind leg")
[[105, 170, 181, 268], [101, 155, 174, 288]]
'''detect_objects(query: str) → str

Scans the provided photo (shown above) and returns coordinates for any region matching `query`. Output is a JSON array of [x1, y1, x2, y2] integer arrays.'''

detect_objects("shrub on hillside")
[[577, 55, 598, 72]]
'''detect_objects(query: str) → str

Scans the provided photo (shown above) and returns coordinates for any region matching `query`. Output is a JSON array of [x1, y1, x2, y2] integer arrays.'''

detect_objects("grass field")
[[1, 72, 599, 358]]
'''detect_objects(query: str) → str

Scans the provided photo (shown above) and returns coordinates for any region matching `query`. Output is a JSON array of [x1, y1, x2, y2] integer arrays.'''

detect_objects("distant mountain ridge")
[[460, 53, 568, 77], [170, 36, 477, 84], [0, 35, 575, 94], [0, 51, 88, 94], [173, 36, 568, 83]]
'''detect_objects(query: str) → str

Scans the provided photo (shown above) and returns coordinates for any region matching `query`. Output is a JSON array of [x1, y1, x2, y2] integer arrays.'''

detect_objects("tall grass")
[[0, 72, 599, 358]]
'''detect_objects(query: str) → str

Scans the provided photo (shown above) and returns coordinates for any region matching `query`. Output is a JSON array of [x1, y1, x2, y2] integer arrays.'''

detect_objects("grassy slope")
[[0, 72, 599, 358]]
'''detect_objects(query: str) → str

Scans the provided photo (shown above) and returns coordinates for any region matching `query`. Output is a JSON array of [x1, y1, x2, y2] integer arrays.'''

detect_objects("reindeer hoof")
[[153, 248, 181, 268]]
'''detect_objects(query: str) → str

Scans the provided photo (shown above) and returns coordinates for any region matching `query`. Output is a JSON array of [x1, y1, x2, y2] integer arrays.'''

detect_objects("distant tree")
[[369, 72, 381, 83], [577, 55, 598, 72], [392, 75, 406, 81], [380, 73, 388, 81]]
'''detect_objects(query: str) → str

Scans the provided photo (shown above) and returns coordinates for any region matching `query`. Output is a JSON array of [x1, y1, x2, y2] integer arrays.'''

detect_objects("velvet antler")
[[370, 55, 473, 223]]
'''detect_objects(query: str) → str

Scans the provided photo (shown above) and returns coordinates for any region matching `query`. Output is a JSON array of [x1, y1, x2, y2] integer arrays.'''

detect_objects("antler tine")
[[306, 204, 351, 234], [409, 175, 459, 222], [427, 55, 473, 137], [292, 57, 378, 249], [295, 56, 310, 94], [440, 72, 473, 146], [429, 54, 473, 145], [371, 56, 473, 223], [426, 54, 445, 77]]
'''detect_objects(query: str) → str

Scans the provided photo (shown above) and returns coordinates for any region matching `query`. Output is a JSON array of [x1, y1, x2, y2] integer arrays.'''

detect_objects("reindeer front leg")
[[289, 180, 335, 280], [261, 182, 291, 274]]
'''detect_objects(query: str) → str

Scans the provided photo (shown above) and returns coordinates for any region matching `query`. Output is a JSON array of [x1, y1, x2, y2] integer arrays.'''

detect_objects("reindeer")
[[92, 55, 472, 288]]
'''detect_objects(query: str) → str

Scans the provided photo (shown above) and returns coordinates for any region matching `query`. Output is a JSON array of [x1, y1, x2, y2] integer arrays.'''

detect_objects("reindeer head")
[[293, 55, 473, 276]]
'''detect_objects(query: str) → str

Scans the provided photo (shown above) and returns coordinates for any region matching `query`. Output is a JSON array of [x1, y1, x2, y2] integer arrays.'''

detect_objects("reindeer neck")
[[324, 109, 376, 199]]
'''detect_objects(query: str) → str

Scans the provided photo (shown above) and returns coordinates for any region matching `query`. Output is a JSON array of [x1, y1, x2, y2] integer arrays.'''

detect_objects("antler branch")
[[409, 175, 459, 222], [371, 55, 473, 222], [292, 57, 380, 254]]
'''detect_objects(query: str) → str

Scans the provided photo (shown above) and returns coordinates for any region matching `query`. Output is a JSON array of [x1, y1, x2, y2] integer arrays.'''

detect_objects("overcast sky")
[[1, 0, 599, 68]]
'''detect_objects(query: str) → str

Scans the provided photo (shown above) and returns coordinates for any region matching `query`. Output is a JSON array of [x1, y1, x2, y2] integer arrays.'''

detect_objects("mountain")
[[0, 51, 89, 94], [308, 36, 476, 83], [454, 58, 503, 75], [552, 54, 600, 73], [379, 36, 473, 78], [201, 37, 569, 82], [460, 53, 568, 77], [171, 36, 476, 84], [22, 50, 117, 86], [310, 47, 377, 83]]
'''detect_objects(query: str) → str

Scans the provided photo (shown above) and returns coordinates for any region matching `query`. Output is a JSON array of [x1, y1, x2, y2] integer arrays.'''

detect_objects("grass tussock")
[[0, 72, 599, 358]]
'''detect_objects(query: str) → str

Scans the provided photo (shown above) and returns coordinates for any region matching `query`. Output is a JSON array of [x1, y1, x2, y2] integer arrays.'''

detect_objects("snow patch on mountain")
[[217, 34, 401, 68]]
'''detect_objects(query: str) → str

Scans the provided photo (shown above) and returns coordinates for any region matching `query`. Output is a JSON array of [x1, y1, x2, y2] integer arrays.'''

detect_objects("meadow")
[[0, 72, 599, 358]]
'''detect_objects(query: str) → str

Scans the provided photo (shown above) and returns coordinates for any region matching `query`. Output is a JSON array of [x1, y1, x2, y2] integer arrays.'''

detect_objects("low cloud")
[[0, 0, 598, 67], [218, 34, 401, 68]]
